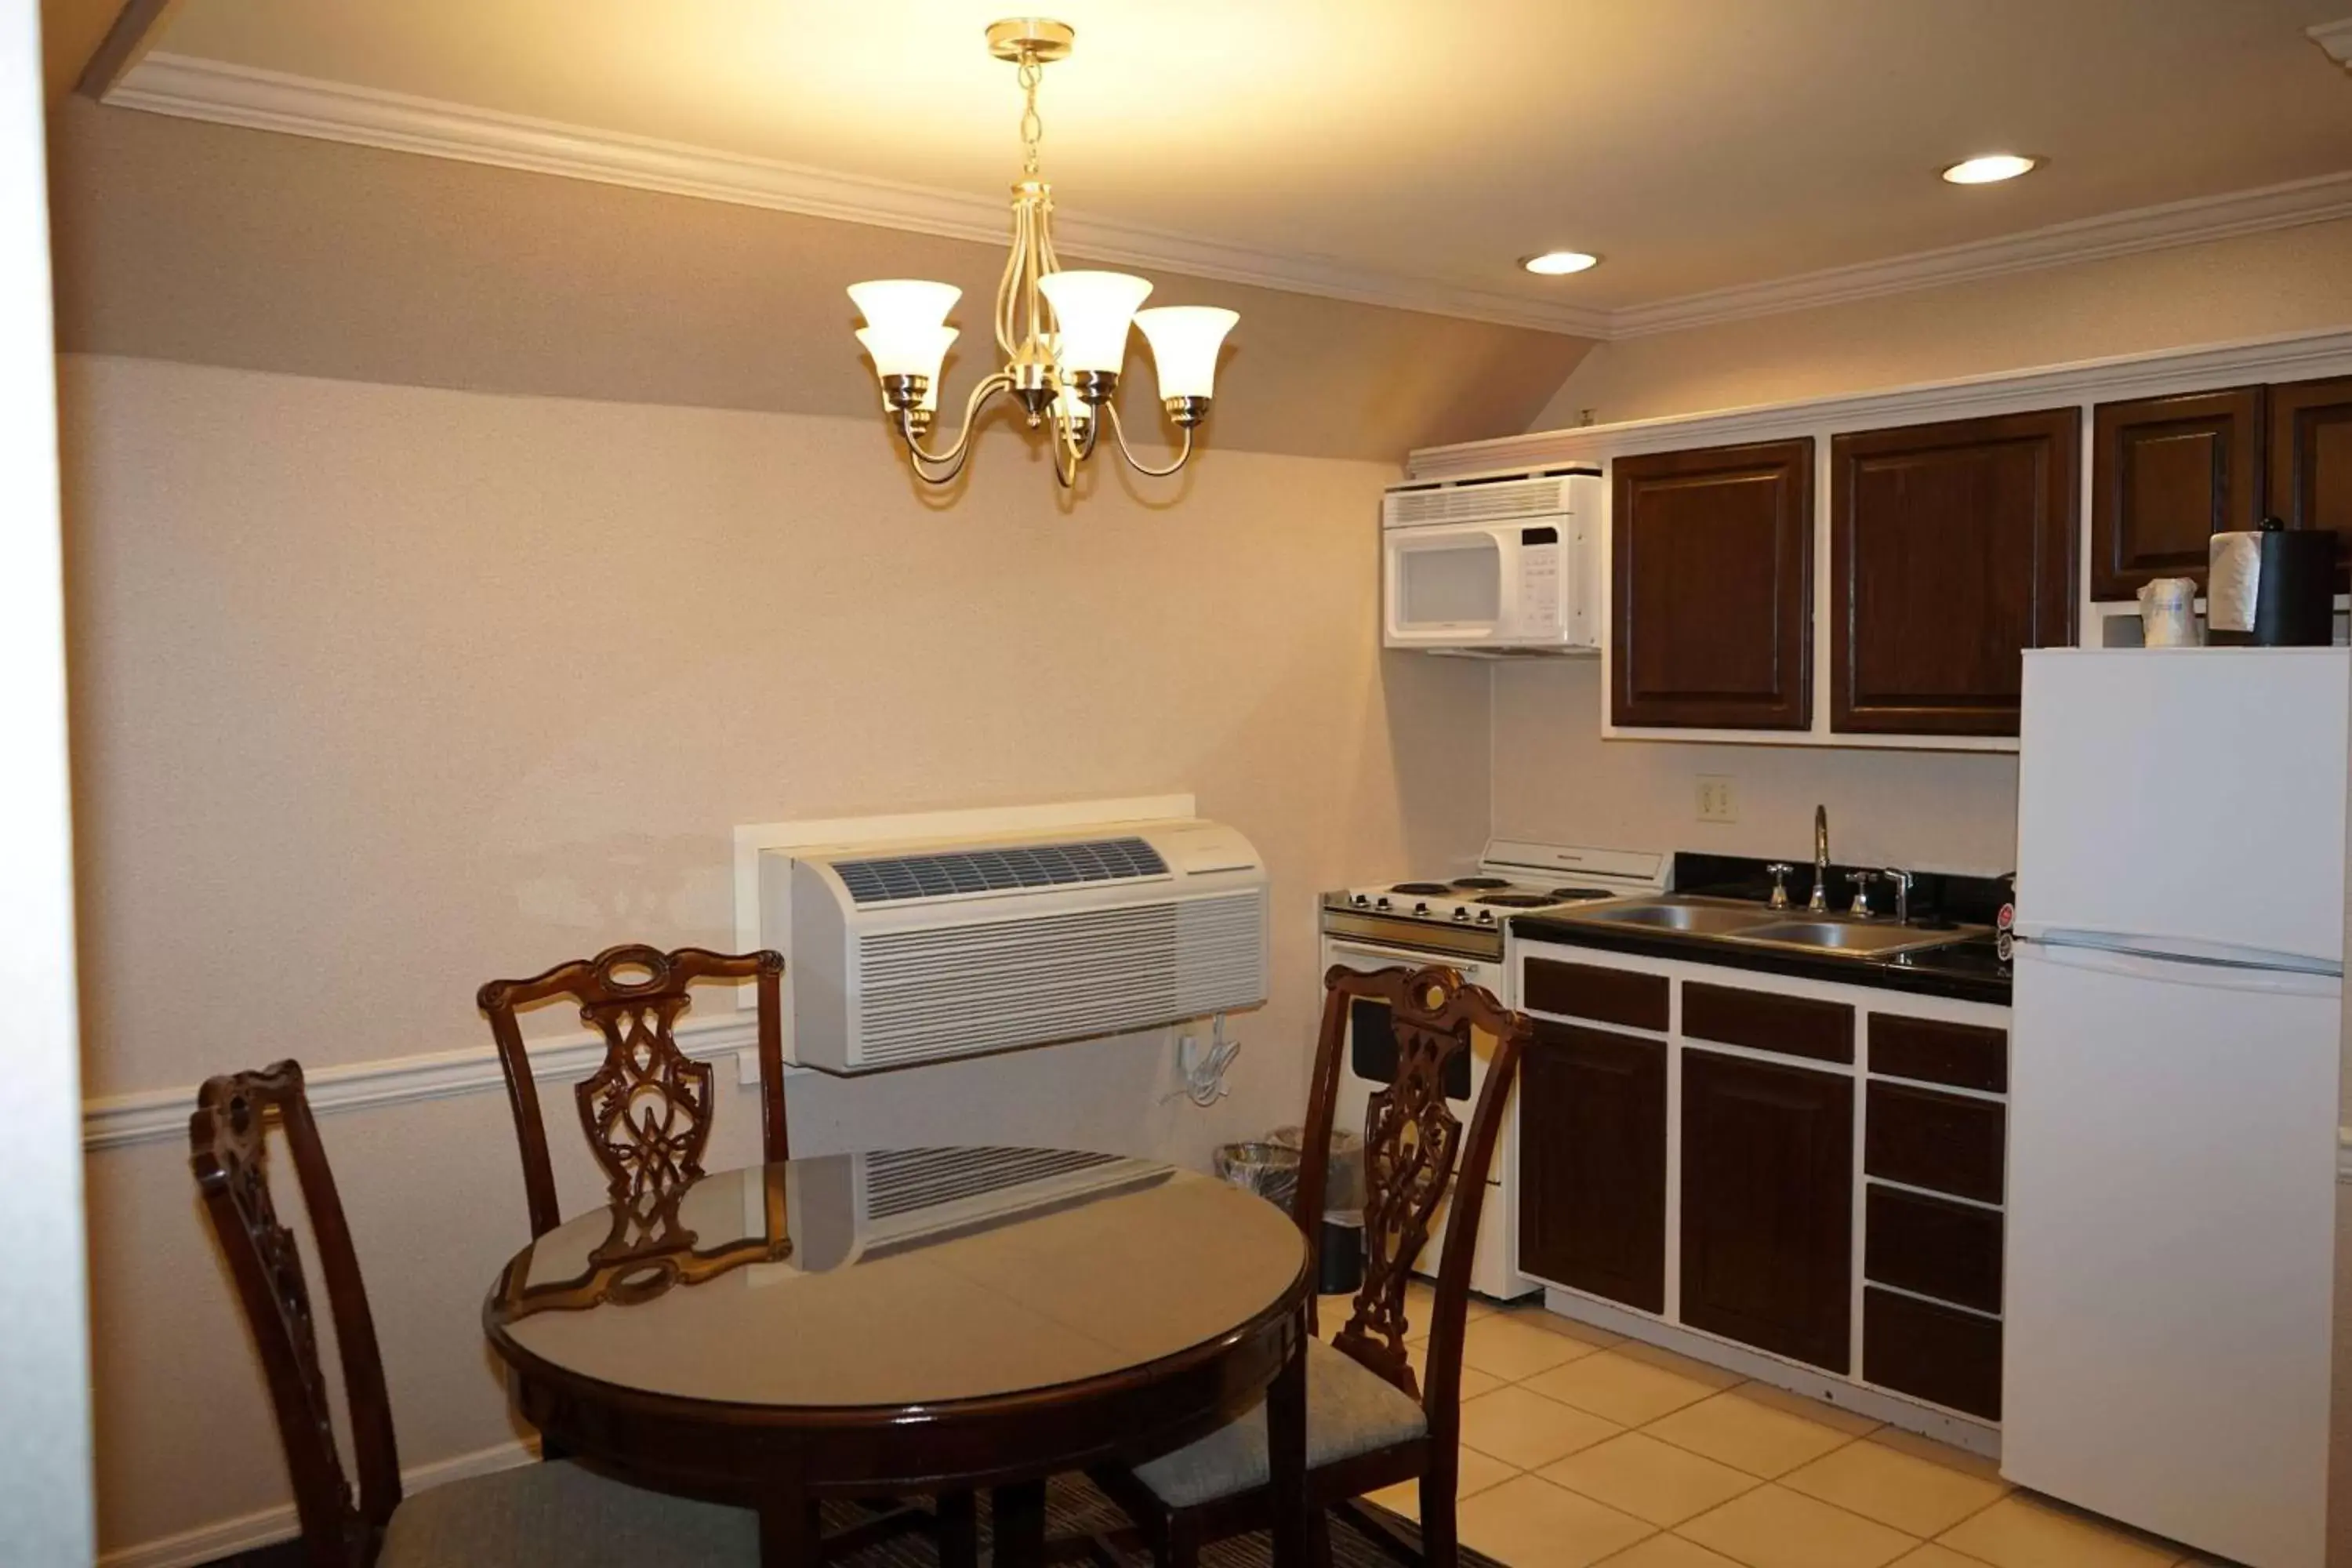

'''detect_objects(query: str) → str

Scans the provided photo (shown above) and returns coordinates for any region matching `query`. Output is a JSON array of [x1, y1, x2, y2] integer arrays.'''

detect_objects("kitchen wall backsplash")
[[1491, 660, 2020, 874]]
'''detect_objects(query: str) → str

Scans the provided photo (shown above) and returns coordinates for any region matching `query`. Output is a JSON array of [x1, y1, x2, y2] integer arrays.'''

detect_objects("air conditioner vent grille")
[[862, 1146, 1121, 1220], [834, 836, 1169, 906], [851, 893, 1266, 1067], [1385, 477, 1566, 527]]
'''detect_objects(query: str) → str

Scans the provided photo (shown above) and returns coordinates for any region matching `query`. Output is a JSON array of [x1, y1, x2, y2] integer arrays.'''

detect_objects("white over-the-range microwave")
[[1381, 468, 1602, 656]]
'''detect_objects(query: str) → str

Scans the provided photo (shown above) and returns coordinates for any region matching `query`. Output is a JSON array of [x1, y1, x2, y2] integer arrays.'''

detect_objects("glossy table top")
[[487, 1147, 1307, 1411]]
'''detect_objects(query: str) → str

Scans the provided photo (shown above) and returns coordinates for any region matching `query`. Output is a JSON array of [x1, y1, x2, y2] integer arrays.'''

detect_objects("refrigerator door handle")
[[2015, 924, 2344, 980]]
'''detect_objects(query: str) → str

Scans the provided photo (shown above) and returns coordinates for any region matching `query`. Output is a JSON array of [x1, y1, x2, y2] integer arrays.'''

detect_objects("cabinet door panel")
[[2268, 374, 2352, 591], [1865, 1082, 2005, 1203], [2090, 388, 2264, 599], [1611, 440, 1813, 730], [1519, 1022, 1667, 1312], [1680, 1049, 1853, 1371], [1831, 409, 2078, 735]]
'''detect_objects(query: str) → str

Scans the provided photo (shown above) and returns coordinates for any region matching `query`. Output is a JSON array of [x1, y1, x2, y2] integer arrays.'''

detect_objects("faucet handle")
[[1845, 868, 1881, 917], [1765, 863, 1793, 910]]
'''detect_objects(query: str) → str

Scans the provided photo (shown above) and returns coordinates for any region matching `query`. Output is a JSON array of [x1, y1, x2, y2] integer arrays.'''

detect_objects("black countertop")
[[1508, 913, 2013, 1005], [1511, 851, 2014, 1007]]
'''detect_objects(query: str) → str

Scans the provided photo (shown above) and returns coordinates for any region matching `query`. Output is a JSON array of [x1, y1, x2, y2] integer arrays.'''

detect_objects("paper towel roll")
[[2209, 532, 2261, 633]]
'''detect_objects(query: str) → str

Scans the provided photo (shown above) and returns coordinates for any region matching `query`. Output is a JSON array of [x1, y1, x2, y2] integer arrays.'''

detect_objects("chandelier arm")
[[896, 372, 1015, 481], [1104, 401, 1196, 478]]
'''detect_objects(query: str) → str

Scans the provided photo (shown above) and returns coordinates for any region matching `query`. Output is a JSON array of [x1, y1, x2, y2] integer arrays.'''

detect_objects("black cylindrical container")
[[2252, 521, 2338, 646], [1318, 1217, 1365, 1296]]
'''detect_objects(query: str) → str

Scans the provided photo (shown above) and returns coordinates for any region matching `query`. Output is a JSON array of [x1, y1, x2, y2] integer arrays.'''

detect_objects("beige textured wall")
[[45, 97, 1593, 463], [62, 352, 1494, 1554], [1530, 214, 2352, 430], [1490, 662, 2018, 874]]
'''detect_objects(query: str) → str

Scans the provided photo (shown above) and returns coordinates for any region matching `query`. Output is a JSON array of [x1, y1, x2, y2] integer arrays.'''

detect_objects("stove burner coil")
[[1550, 887, 1617, 900], [1389, 882, 1451, 895], [1449, 877, 1511, 890], [1476, 892, 1554, 908]]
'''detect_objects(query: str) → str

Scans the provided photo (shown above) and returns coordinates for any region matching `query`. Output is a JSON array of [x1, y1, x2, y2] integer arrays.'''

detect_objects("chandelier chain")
[[1017, 51, 1044, 176]]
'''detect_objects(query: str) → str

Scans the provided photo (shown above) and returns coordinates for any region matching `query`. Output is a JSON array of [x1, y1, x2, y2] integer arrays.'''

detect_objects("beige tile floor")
[[1322, 1288, 2226, 1568]]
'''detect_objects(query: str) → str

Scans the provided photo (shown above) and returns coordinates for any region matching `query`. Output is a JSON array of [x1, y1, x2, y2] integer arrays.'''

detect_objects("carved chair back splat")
[[189, 1062, 401, 1568], [1296, 964, 1531, 1436], [477, 945, 786, 1238]]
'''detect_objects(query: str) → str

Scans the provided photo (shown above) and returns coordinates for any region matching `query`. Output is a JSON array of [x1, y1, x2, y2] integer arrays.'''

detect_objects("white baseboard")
[[99, 1437, 538, 1568]]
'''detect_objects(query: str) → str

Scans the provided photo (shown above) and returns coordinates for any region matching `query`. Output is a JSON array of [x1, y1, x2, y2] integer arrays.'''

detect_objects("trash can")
[[1271, 1125, 1367, 1297], [1212, 1140, 1301, 1215]]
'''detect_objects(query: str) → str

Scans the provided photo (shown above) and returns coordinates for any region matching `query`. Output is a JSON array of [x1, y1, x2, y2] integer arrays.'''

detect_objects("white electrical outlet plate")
[[1697, 775, 1738, 823]]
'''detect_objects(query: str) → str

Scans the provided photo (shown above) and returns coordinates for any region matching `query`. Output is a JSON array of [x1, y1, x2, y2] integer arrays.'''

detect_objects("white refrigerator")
[[2005, 647, 2347, 1568]]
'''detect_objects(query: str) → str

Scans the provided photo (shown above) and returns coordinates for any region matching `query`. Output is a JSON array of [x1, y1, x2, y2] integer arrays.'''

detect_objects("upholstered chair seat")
[[1133, 1339, 1429, 1509], [379, 1459, 756, 1566]]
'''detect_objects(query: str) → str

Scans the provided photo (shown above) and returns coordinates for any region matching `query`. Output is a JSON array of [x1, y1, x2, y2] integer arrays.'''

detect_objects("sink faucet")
[[1809, 804, 1830, 913], [1882, 866, 1915, 927]]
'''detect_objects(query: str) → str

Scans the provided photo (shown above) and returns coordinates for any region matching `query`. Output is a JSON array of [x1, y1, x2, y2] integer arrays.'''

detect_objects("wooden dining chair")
[[1092, 964, 1532, 1568], [190, 1060, 760, 1567], [477, 944, 786, 1238]]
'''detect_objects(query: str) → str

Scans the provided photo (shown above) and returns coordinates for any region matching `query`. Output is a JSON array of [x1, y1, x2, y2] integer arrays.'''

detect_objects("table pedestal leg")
[[993, 1479, 1047, 1568], [1265, 1302, 1311, 1568], [759, 1490, 822, 1568], [936, 1489, 978, 1568]]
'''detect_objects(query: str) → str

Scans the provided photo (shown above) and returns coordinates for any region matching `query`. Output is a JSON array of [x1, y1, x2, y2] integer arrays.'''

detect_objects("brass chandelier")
[[849, 18, 1238, 488]]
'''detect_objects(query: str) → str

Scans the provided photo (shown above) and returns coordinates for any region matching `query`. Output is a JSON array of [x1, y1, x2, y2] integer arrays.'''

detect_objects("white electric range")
[[1318, 840, 1667, 1298]]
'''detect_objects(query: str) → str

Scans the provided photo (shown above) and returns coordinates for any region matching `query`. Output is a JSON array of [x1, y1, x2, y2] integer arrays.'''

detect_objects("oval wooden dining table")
[[483, 1147, 1312, 1568]]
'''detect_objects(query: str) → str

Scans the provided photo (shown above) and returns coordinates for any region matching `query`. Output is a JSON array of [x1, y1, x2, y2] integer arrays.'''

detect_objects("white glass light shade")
[[848, 278, 960, 331], [1134, 307, 1239, 399], [1036, 270, 1152, 373], [1940, 154, 2038, 185], [855, 324, 956, 393]]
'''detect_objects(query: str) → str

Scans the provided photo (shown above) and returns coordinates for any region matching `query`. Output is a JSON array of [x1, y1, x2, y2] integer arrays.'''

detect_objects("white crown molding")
[[1408, 325, 2352, 479], [99, 1439, 535, 1568], [2311, 19, 2352, 71], [1607, 169, 2352, 338], [103, 53, 1613, 338], [100, 53, 2352, 344], [82, 1011, 758, 1152]]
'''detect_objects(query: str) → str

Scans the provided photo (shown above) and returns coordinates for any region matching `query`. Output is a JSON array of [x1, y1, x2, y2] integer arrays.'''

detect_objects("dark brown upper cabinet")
[[1610, 439, 1813, 731], [2268, 375, 2352, 591], [1829, 409, 2078, 737], [2089, 388, 2265, 600]]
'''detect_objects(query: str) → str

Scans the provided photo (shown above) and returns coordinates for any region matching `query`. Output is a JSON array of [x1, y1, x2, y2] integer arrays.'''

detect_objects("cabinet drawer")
[[1866, 1083, 2005, 1203], [1684, 982, 1853, 1065], [1523, 958, 1668, 1032], [1864, 1287, 2001, 1421], [1868, 1014, 2006, 1092], [1865, 1185, 2002, 1313]]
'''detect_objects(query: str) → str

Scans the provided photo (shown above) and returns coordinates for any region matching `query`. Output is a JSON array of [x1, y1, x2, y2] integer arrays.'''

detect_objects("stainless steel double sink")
[[1546, 895, 1986, 957]]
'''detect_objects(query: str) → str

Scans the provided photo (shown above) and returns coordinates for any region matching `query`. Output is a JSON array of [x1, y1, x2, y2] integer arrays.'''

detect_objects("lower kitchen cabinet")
[[1679, 1048, 1853, 1373], [1519, 1021, 1666, 1312], [1863, 1287, 2002, 1421]]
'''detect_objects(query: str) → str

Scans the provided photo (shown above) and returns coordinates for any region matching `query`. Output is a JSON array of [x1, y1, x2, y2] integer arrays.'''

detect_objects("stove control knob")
[[1477, 909, 1496, 924], [1374, 897, 1391, 911], [1413, 901, 1430, 916], [1451, 906, 1472, 922], [1352, 893, 1370, 907]]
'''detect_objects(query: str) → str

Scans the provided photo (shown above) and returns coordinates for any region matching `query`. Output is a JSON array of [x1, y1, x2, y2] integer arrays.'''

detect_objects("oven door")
[[1382, 517, 1572, 651], [1321, 939, 1531, 1298]]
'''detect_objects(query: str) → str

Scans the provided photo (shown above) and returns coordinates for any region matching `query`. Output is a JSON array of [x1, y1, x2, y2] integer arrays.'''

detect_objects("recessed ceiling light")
[[1522, 251, 1599, 276], [1941, 154, 2040, 185]]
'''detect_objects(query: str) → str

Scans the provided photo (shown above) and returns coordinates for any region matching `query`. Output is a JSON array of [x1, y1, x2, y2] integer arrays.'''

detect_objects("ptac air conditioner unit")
[[768, 818, 1268, 1073]]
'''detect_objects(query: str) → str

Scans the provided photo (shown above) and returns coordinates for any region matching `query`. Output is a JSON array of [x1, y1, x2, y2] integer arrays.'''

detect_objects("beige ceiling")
[[90, 0, 2352, 315]]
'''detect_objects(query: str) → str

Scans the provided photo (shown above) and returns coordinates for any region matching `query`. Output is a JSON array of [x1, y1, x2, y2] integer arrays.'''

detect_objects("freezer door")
[[2004, 940, 2339, 1568], [2016, 648, 2349, 966]]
